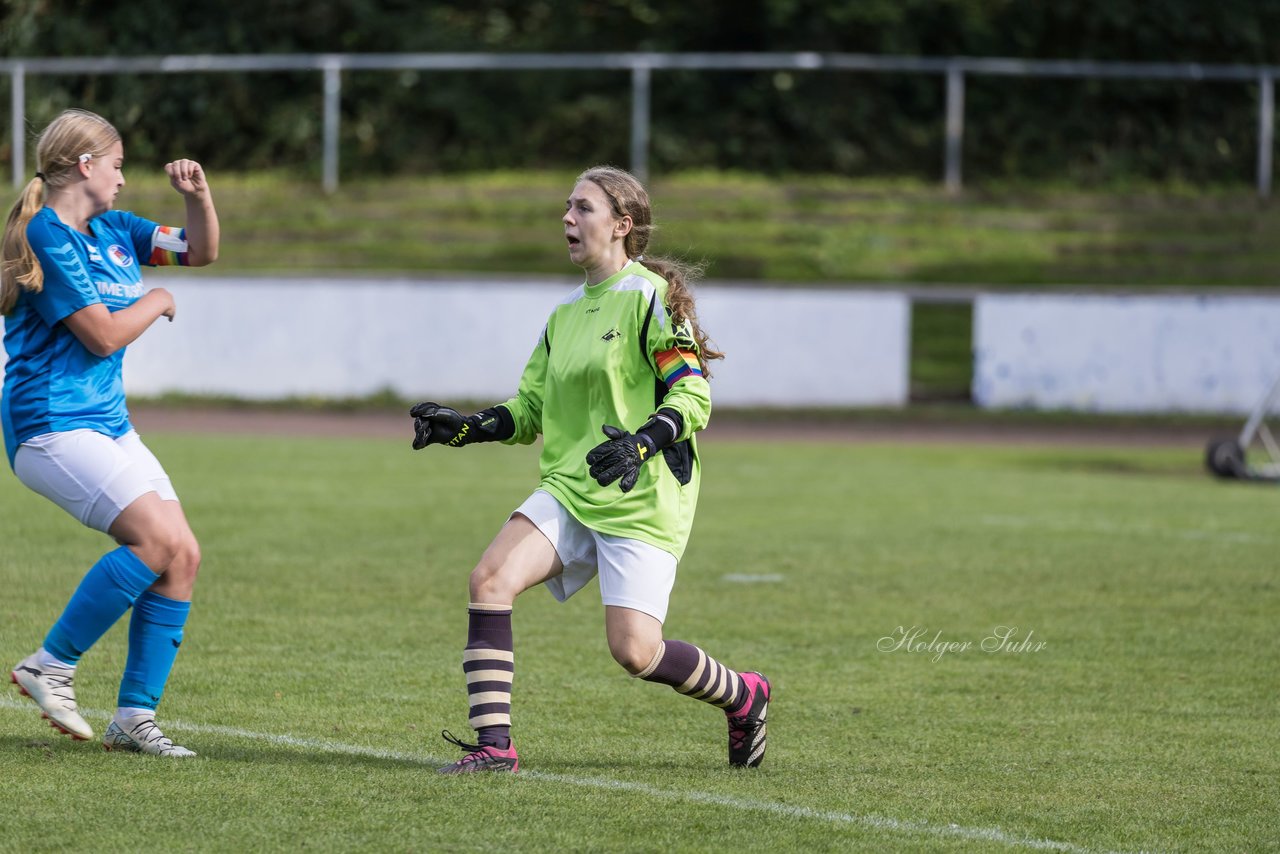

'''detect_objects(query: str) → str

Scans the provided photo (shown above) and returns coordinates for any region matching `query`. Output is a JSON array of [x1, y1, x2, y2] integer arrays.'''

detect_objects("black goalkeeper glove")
[[585, 410, 682, 493], [410, 402, 513, 450]]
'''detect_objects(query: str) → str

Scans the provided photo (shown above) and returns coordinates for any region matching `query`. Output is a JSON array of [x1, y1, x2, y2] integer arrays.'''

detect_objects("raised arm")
[[166, 159, 219, 266]]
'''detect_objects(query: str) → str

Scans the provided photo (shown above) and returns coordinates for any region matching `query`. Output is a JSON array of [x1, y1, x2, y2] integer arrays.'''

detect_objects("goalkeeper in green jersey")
[[413, 165, 770, 774]]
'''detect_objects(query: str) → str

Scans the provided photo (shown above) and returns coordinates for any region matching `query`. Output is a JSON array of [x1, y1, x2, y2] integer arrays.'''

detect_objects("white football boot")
[[102, 712, 196, 757], [10, 651, 94, 740]]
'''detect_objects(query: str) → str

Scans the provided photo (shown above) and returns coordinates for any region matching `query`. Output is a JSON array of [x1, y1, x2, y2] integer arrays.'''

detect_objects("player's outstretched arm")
[[410, 402, 515, 450]]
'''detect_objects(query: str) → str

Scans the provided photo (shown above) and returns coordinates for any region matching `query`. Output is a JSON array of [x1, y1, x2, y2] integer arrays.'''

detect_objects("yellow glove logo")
[[636, 442, 649, 460], [448, 423, 471, 447]]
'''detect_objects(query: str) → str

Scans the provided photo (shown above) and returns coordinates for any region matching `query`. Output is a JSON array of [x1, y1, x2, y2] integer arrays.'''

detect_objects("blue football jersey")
[[2, 207, 187, 466]]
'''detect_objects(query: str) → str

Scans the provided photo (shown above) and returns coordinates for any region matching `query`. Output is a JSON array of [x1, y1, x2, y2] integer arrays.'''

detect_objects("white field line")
[[0, 695, 1145, 854]]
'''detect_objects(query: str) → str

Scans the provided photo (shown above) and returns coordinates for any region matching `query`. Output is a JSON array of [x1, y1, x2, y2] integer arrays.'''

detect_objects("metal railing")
[[3, 52, 1276, 195]]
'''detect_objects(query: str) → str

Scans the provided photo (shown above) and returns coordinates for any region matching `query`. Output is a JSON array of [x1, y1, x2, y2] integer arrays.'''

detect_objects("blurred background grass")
[[131, 170, 1280, 285], [124, 170, 1279, 405]]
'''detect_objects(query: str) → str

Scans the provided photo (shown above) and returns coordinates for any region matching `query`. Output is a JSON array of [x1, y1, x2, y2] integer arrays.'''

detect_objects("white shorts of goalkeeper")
[[513, 489, 677, 624]]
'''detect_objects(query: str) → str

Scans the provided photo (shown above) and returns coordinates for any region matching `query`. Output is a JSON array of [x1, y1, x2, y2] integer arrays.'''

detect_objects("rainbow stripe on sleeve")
[[148, 225, 190, 266], [656, 347, 703, 388]]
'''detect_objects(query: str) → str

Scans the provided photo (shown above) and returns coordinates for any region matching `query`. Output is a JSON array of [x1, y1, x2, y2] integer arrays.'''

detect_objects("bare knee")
[[604, 607, 664, 675], [468, 556, 516, 605], [608, 635, 662, 675], [134, 528, 200, 586], [168, 534, 201, 582]]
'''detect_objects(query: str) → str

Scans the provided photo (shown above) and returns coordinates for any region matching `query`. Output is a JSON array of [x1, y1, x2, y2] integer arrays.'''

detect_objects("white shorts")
[[514, 489, 678, 624], [13, 429, 178, 533]]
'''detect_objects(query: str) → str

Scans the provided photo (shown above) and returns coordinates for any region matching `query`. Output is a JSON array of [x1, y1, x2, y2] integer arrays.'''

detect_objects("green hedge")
[[3, 1, 1279, 184]]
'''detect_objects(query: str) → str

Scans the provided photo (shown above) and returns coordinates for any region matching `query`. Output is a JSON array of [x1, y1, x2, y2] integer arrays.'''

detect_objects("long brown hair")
[[1, 109, 121, 314], [576, 165, 725, 377]]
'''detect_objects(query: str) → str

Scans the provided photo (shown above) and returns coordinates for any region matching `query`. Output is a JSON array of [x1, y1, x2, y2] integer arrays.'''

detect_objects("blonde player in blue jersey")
[[411, 165, 770, 773], [3, 109, 219, 756]]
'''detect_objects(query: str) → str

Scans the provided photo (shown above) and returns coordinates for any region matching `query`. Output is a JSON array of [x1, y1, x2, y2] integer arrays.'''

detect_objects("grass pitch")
[[1, 431, 1276, 852]]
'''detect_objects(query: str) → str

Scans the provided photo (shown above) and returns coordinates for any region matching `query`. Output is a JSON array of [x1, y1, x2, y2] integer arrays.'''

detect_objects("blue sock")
[[43, 546, 159, 665], [118, 590, 191, 711]]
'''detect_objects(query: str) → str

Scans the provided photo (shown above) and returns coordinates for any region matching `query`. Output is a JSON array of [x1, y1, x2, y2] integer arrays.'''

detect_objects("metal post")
[[11, 64, 25, 189], [630, 63, 651, 183], [1258, 73, 1274, 200], [944, 64, 965, 194], [322, 60, 341, 194]]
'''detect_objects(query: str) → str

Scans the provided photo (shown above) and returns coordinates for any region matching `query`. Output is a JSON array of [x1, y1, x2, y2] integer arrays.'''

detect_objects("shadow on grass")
[[0, 731, 444, 770], [539, 763, 755, 777], [1010, 453, 1204, 478], [205, 742, 718, 776], [0, 731, 743, 778], [0, 734, 87, 756], [186, 740, 447, 770]]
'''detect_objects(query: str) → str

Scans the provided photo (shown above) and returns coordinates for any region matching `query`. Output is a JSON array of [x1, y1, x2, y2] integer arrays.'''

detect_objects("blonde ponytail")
[[2, 108, 121, 315], [1, 178, 48, 314]]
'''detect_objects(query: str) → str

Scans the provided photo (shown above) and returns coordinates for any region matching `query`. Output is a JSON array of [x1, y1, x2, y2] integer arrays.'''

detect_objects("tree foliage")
[[2, 0, 1278, 183]]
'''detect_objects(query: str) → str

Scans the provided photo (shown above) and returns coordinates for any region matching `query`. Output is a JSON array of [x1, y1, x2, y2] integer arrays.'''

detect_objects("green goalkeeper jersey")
[[501, 260, 712, 559]]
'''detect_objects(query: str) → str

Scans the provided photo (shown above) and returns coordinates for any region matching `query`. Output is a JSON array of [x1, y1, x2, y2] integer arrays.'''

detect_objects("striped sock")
[[463, 603, 514, 749], [635, 639, 747, 712]]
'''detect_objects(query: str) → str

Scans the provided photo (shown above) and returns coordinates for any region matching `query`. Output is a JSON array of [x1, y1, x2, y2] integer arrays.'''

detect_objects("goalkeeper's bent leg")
[[634, 639, 747, 711]]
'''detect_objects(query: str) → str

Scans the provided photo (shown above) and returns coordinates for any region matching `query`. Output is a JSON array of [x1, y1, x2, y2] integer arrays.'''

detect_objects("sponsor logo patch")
[[107, 244, 134, 267]]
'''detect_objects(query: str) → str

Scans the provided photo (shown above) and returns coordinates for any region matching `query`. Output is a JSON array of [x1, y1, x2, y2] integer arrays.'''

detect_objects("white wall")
[[974, 294, 1280, 413], [696, 288, 910, 406], [1, 277, 912, 408], [124, 277, 568, 401], [15, 280, 1280, 414]]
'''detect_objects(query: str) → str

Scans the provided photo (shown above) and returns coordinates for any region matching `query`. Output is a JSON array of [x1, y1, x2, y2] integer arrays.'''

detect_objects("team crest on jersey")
[[601, 327, 622, 342], [107, 244, 134, 267]]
